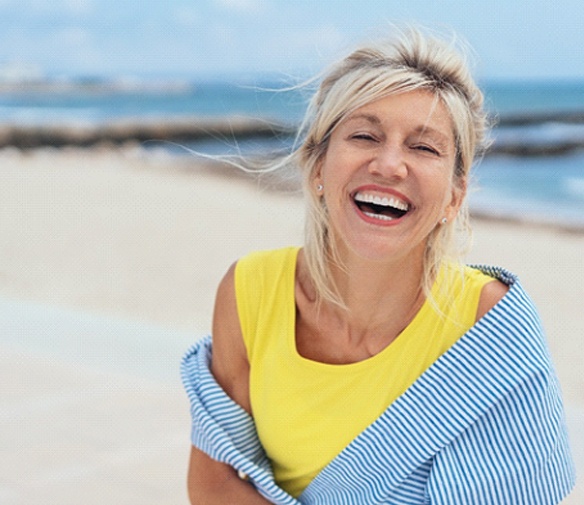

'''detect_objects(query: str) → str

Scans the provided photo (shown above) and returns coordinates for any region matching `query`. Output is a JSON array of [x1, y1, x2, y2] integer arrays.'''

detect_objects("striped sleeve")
[[180, 336, 301, 505], [427, 375, 574, 504], [427, 279, 575, 504]]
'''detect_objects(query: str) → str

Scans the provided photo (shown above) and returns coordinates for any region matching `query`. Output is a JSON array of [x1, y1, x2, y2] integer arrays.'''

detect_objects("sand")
[[1, 147, 582, 504]]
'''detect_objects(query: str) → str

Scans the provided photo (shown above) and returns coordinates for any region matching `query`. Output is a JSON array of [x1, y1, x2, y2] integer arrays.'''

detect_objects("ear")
[[312, 158, 324, 187], [444, 177, 467, 222]]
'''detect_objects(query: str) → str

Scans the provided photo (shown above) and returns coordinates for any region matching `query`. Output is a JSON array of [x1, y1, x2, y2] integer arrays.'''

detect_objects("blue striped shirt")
[[181, 266, 576, 504]]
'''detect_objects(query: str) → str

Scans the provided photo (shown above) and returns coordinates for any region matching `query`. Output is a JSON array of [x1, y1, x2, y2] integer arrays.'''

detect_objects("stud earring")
[[440, 217, 448, 225], [316, 184, 324, 192]]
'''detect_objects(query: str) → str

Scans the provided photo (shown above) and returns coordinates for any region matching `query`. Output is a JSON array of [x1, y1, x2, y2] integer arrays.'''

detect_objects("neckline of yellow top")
[[289, 246, 436, 370]]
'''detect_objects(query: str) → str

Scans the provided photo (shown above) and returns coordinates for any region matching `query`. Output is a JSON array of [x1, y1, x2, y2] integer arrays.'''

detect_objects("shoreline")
[[0, 116, 294, 149], [2, 116, 584, 156], [471, 210, 584, 235]]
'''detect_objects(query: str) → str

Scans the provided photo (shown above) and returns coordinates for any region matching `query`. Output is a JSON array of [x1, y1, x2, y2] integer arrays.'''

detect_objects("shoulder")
[[475, 277, 509, 322], [453, 265, 509, 322]]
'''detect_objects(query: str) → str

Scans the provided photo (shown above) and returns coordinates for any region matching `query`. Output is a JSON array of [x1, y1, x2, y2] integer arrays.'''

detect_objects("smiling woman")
[[181, 26, 576, 504]]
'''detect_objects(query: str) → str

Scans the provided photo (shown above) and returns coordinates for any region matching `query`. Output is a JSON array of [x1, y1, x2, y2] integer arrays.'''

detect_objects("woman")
[[182, 28, 575, 504]]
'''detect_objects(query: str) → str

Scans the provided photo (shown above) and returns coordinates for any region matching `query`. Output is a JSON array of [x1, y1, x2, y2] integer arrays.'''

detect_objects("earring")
[[440, 217, 448, 225], [316, 184, 324, 193]]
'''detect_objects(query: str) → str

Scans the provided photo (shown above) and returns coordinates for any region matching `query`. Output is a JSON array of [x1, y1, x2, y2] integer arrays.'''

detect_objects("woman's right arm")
[[187, 263, 272, 505]]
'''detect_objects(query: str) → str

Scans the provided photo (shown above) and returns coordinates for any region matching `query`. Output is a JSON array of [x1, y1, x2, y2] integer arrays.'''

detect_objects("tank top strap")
[[431, 264, 496, 332], [234, 247, 300, 362]]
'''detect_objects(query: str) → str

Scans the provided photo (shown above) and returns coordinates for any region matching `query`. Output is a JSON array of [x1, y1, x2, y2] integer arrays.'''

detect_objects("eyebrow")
[[344, 113, 382, 126], [412, 125, 452, 147]]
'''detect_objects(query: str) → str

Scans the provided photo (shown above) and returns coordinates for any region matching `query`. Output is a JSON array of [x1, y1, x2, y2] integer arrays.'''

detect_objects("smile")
[[353, 191, 410, 222]]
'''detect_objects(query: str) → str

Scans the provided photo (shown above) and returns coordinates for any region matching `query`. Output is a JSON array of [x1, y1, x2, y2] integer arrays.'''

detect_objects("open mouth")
[[353, 191, 410, 222]]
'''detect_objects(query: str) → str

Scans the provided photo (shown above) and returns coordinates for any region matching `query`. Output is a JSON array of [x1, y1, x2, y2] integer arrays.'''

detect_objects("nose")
[[367, 142, 408, 180]]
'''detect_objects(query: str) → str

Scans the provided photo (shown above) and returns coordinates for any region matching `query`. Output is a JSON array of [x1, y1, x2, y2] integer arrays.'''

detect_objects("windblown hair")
[[292, 26, 490, 309]]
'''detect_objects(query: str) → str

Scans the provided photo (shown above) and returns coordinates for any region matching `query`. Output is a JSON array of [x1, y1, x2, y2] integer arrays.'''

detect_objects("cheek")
[[319, 156, 344, 194]]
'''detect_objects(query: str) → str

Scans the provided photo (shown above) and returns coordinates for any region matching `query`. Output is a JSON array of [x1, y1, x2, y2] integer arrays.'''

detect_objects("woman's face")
[[315, 89, 464, 265]]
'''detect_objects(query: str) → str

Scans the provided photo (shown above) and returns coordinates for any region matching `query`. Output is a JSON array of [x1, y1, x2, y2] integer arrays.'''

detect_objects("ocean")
[[1, 78, 584, 229]]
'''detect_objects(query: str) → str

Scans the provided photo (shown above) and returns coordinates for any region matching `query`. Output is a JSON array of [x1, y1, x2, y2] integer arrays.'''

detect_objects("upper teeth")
[[354, 192, 409, 212]]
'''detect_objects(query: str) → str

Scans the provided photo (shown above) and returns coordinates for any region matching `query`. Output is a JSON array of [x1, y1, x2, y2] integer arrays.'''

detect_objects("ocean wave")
[[491, 122, 584, 156], [468, 151, 584, 230]]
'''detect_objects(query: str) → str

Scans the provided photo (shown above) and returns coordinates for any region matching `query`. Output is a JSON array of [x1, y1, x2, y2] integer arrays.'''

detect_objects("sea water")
[[472, 151, 584, 228], [1, 78, 583, 229]]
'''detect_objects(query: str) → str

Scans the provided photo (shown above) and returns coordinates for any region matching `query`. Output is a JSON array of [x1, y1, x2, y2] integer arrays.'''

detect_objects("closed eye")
[[351, 133, 378, 142], [413, 144, 440, 156]]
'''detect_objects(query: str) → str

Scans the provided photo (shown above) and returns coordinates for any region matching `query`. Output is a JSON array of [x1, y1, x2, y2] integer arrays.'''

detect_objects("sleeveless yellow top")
[[235, 247, 494, 498]]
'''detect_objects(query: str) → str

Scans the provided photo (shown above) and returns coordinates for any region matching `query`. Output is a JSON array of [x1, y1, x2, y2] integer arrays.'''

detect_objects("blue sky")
[[1, 0, 583, 81]]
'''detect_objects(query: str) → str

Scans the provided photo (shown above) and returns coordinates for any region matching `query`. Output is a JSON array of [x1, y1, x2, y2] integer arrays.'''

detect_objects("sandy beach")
[[1, 147, 582, 504]]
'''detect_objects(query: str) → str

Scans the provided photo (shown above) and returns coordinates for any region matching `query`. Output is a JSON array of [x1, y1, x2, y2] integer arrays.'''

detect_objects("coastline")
[[0, 116, 294, 149], [1, 147, 582, 503], [2, 115, 584, 156]]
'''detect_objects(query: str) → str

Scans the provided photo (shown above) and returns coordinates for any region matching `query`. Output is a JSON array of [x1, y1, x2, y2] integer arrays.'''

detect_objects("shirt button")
[[238, 469, 250, 481]]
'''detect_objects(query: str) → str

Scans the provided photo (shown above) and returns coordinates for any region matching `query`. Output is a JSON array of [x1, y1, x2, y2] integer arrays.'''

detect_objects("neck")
[[326, 244, 427, 340]]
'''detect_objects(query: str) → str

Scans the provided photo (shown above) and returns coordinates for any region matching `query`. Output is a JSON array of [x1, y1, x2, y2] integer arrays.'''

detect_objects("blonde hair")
[[292, 26, 489, 309]]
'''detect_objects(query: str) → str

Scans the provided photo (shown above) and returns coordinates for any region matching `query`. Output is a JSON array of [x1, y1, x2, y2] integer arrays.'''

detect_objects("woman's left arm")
[[426, 373, 576, 504], [427, 278, 576, 504]]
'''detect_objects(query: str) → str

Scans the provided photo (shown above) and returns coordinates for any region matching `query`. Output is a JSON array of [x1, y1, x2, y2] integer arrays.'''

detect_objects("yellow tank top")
[[235, 247, 493, 498]]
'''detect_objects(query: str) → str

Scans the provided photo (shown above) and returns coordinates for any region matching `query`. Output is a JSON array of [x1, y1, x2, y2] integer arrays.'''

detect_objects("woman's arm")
[[188, 446, 272, 504], [187, 263, 271, 504], [209, 263, 252, 413]]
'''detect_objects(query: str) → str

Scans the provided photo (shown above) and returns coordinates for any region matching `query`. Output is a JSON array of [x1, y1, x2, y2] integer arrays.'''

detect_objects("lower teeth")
[[364, 212, 394, 221]]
